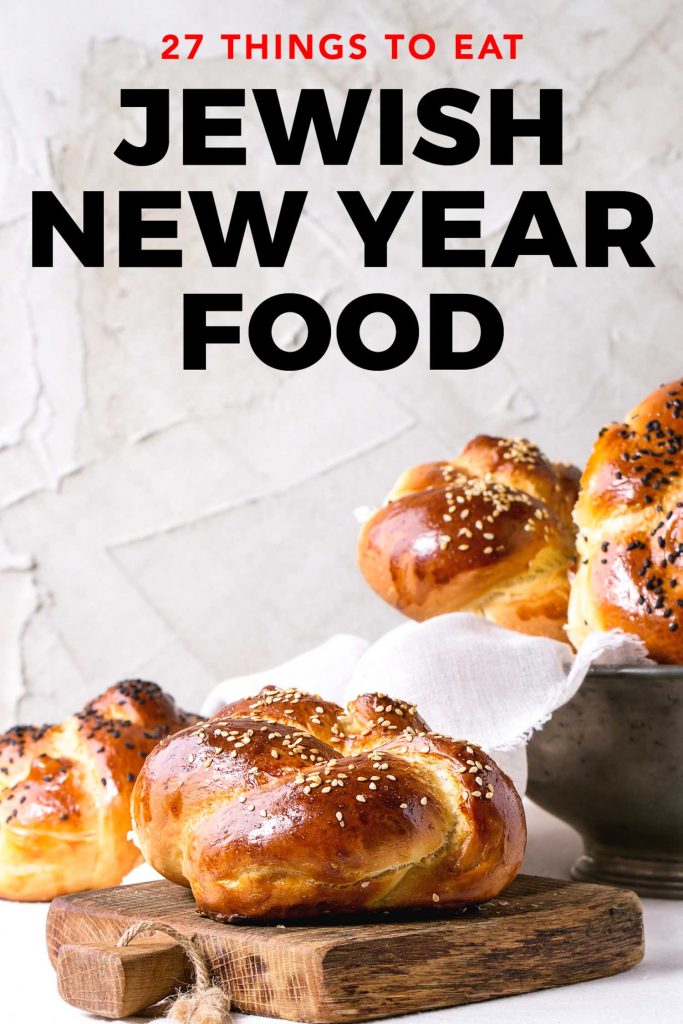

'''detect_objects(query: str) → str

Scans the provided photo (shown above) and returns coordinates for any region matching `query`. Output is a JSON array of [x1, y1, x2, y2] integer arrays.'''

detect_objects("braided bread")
[[568, 379, 683, 662], [357, 435, 580, 641], [132, 686, 526, 921], [0, 681, 197, 901]]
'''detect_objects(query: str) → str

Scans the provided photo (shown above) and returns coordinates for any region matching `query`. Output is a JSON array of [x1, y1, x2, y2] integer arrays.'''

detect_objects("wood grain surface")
[[48, 874, 644, 1022], [56, 936, 192, 1017]]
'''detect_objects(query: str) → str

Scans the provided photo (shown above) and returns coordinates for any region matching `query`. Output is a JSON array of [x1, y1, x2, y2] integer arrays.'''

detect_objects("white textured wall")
[[1, 0, 682, 724]]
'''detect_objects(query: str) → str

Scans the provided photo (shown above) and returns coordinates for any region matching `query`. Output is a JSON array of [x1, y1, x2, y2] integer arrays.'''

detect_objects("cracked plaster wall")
[[1, 0, 682, 724]]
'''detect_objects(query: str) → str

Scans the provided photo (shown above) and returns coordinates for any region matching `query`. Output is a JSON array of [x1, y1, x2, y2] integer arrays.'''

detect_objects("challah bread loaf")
[[568, 379, 683, 662], [358, 435, 580, 641], [132, 685, 526, 921], [0, 680, 196, 901]]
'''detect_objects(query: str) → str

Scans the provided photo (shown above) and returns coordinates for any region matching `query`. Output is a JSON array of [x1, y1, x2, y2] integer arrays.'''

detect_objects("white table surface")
[[1, 800, 681, 1023]]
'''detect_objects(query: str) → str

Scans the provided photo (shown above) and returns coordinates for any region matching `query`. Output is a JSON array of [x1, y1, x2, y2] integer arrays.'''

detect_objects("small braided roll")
[[568, 379, 683, 662], [357, 435, 580, 641], [0, 681, 197, 901], [132, 685, 526, 921]]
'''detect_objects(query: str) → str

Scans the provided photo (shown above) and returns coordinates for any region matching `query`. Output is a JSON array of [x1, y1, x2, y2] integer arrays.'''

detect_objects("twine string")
[[116, 922, 232, 1023], [117, 921, 213, 990]]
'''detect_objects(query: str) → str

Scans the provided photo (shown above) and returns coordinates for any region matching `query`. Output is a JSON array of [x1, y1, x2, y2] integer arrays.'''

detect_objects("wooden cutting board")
[[47, 874, 643, 1022]]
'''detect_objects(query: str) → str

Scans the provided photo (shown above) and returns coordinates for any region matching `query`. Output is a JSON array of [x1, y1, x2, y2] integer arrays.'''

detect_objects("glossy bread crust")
[[358, 435, 580, 641], [568, 379, 683, 662], [132, 686, 526, 921], [0, 681, 197, 901]]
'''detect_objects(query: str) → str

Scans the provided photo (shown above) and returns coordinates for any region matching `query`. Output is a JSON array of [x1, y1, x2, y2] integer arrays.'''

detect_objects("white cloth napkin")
[[201, 614, 651, 793]]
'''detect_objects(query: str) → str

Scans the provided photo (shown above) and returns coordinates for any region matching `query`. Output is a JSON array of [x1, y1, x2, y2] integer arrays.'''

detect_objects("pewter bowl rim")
[[587, 664, 683, 678]]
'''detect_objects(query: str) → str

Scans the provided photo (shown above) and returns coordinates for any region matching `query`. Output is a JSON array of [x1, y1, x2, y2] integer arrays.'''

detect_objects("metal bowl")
[[527, 666, 683, 898]]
